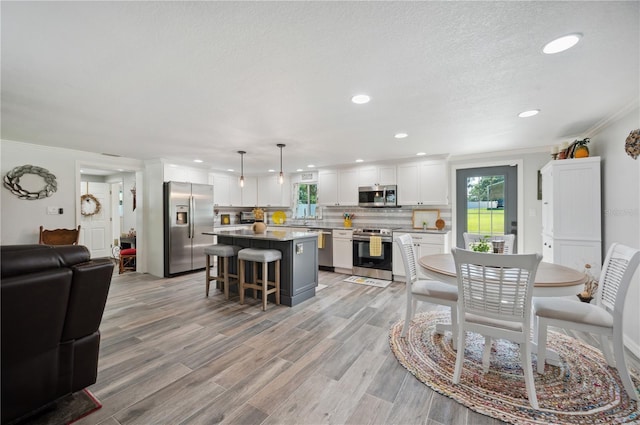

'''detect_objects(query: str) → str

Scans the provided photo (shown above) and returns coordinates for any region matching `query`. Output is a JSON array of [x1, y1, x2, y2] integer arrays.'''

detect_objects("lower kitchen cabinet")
[[392, 231, 450, 281], [333, 229, 353, 273]]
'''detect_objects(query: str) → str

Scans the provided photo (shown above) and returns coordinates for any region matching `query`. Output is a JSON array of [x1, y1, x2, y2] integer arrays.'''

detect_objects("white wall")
[[1, 140, 143, 244], [591, 106, 640, 356], [449, 151, 550, 254]]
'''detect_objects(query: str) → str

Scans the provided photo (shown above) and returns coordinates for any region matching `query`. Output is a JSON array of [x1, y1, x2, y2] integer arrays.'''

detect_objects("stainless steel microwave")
[[358, 184, 398, 208]]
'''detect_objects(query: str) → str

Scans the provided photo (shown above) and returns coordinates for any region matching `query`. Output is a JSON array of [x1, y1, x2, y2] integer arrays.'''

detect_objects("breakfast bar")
[[203, 229, 319, 306]]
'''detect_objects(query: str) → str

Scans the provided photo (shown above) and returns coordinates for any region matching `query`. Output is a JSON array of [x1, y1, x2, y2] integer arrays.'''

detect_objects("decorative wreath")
[[3, 164, 58, 200], [625, 129, 640, 160], [81, 193, 102, 216]]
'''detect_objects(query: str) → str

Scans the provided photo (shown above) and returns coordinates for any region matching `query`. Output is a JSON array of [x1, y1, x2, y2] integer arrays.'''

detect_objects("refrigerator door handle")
[[189, 196, 194, 238]]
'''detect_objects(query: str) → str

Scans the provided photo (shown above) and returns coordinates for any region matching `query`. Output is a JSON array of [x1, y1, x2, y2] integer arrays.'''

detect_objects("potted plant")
[[470, 236, 492, 253]]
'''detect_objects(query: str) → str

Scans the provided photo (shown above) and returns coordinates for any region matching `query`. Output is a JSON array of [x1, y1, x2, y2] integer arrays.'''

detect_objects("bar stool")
[[204, 244, 241, 299], [238, 248, 281, 311]]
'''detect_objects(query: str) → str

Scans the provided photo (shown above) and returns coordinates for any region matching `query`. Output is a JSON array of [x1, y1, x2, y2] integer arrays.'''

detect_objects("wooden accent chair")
[[112, 246, 137, 274], [38, 225, 81, 245]]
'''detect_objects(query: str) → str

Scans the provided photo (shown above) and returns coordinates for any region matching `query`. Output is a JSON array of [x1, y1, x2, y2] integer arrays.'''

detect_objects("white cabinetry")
[[212, 173, 241, 206], [240, 177, 258, 207], [318, 170, 339, 206], [392, 231, 450, 281], [541, 157, 601, 275], [164, 165, 208, 184], [333, 229, 353, 272], [397, 161, 448, 205], [378, 166, 396, 185], [257, 175, 290, 207], [338, 169, 359, 206], [318, 165, 398, 206]]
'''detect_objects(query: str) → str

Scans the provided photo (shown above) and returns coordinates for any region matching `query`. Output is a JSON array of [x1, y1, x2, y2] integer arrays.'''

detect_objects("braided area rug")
[[389, 311, 640, 424]]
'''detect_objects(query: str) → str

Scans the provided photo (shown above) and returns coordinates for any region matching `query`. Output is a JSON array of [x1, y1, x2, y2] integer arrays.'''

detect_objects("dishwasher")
[[309, 228, 333, 270]]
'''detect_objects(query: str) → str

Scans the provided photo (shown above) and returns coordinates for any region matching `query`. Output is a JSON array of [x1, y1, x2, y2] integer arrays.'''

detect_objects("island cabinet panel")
[[215, 233, 318, 306]]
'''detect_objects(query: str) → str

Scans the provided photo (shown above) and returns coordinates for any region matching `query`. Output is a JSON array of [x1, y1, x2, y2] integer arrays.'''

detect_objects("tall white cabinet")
[[541, 157, 602, 276]]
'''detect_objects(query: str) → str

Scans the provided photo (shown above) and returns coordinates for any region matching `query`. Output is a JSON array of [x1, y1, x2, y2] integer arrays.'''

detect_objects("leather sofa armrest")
[[61, 259, 114, 341]]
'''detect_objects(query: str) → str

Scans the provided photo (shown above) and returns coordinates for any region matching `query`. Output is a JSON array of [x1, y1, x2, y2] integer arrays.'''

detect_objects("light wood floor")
[[76, 268, 639, 425]]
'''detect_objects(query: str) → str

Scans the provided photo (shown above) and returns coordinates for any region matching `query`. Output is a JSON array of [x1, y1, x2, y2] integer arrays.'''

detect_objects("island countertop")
[[203, 229, 317, 241]]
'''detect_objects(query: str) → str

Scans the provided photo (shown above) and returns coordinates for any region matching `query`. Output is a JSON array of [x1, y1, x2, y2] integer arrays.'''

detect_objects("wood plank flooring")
[[76, 268, 639, 425]]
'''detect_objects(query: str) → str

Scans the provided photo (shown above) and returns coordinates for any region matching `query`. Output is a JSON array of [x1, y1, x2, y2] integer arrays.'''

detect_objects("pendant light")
[[238, 150, 246, 187], [277, 143, 285, 184]]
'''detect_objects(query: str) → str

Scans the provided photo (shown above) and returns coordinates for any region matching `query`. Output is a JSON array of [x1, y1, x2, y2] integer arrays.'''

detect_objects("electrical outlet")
[[47, 206, 58, 215]]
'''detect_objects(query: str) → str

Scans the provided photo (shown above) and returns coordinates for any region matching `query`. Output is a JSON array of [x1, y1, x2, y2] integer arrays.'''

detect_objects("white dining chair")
[[394, 234, 458, 347], [451, 247, 543, 409], [534, 243, 640, 401], [463, 232, 515, 254]]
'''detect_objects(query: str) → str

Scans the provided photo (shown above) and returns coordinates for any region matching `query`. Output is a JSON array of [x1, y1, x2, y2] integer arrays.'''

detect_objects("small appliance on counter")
[[220, 214, 231, 225], [240, 211, 256, 223]]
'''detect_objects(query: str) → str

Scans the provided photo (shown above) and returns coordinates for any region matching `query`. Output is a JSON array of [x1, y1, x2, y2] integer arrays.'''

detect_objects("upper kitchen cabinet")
[[358, 165, 396, 186], [257, 174, 290, 207], [240, 176, 258, 207], [164, 164, 209, 184], [318, 165, 396, 206], [318, 170, 339, 206], [397, 160, 448, 205], [212, 173, 241, 206], [338, 169, 359, 206]]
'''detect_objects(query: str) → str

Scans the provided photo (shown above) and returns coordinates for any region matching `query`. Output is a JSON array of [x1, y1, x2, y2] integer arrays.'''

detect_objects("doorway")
[[455, 165, 518, 251]]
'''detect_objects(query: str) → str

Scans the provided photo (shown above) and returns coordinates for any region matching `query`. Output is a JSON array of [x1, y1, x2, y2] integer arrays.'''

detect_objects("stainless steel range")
[[352, 228, 396, 280]]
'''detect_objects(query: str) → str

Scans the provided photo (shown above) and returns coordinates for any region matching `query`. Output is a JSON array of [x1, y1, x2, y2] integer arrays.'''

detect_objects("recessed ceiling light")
[[351, 94, 371, 104], [307, 164, 315, 168], [268, 169, 275, 173], [416, 152, 426, 156], [296, 168, 303, 172], [355, 159, 364, 163], [227, 168, 234, 172], [193, 159, 203, 163], [518, 109, 540, 118], [543, 33, 582, 54], [395, 133, 408, 139]]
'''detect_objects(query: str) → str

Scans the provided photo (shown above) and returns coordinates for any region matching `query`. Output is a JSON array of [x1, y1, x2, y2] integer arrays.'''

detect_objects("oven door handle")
[[353, 236, 392, 243]]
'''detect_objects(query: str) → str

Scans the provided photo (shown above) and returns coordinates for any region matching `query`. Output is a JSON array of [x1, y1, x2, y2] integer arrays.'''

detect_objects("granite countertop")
[[268, 224, 449, 234], [205, 229, 317, 241], [392, 228, 450, 234]]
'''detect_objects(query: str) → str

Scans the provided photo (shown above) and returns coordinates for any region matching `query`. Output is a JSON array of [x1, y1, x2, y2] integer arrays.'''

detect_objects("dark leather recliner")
[[1, 244, 113, 424]]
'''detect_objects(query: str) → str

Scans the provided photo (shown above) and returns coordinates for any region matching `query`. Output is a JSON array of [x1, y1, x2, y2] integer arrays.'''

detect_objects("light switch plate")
[[47, 206, 59, 215]]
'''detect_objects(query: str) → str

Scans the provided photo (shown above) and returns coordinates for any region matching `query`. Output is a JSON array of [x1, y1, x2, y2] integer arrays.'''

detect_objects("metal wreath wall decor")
[[3, 164, 58, 200]]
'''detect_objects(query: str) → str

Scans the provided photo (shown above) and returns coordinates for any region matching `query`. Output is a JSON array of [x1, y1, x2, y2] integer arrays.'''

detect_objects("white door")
[[80, 181, 111, 258]]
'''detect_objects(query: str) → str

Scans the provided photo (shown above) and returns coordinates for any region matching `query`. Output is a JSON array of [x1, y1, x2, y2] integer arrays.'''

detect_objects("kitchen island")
[[203, 229, 319, 306]]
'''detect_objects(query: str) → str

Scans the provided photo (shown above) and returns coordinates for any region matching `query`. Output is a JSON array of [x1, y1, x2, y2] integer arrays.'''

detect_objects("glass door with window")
[[456, 166, 518, 251]]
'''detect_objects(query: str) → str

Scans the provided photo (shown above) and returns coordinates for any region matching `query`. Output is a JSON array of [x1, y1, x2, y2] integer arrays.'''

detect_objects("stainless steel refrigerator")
[[163, 181, 214, 277]]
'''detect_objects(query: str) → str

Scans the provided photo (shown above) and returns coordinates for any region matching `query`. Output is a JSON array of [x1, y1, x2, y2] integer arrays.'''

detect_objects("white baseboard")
[[624, 334, 640, 360]]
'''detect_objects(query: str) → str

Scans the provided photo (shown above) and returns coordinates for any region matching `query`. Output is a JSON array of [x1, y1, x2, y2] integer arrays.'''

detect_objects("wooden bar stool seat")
[[238, 248, 281, 311], [204, 244, 241, 299]]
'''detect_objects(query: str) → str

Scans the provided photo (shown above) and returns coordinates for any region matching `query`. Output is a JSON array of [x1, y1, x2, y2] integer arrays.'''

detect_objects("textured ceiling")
[[2, 1, 638, 175]]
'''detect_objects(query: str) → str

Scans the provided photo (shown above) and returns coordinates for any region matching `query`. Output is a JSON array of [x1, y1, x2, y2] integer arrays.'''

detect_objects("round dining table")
[[418, 253, 588, 297], [417, 253, 588, 366]]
